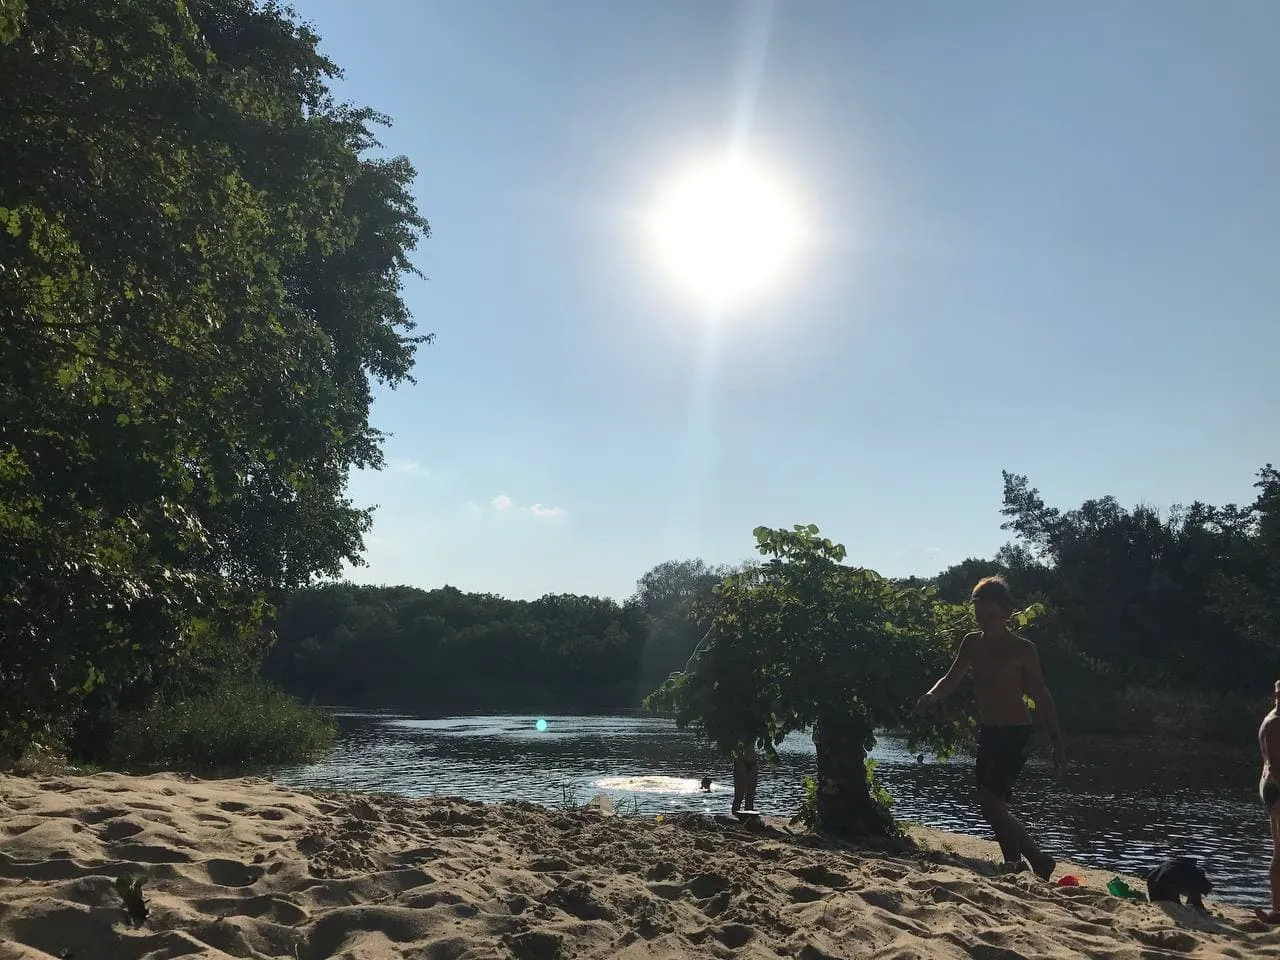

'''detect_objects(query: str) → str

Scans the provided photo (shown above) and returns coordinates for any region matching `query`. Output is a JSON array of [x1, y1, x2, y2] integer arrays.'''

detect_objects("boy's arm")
[[915, 633, 975, 712], [1021, 643, 1065, 760]]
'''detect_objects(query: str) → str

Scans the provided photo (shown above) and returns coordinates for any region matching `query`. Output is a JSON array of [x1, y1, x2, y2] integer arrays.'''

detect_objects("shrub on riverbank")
[[105, 680, 335, 772]]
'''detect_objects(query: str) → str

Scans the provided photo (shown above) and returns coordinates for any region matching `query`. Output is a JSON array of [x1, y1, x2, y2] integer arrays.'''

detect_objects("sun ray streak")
[[661, 0, 779, 552]]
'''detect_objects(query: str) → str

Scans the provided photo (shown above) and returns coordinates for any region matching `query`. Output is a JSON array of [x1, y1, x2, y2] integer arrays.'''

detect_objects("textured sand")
[[0, 772, 1275, 959]]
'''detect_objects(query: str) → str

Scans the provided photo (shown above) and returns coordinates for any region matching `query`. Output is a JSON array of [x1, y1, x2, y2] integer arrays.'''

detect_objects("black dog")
[[1137, 857, 1212, 912]]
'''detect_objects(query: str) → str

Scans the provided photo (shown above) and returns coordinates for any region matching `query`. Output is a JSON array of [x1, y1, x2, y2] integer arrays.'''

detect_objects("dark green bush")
[[106, 679, 335, 772]]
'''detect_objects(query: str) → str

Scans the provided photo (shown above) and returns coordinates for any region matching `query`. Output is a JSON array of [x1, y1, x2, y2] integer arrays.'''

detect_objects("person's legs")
[[975, 728, 1021, 863], [1010, 805, 1053, 878], [1256, 781, 1280, 923], [1271, 810, 1280, 912], [976, 727, 1054, 879], [1264, 808, 1280, 920], [977, 786, 1022, 863]]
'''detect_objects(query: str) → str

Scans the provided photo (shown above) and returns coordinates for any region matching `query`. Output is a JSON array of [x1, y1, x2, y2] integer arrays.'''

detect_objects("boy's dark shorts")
[[975, 725, 1034, 800]]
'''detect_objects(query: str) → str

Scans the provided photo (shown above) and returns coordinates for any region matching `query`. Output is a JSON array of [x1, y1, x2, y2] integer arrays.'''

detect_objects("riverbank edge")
[[0, 770, 1273, 960], [304, 694, 1268, 746]]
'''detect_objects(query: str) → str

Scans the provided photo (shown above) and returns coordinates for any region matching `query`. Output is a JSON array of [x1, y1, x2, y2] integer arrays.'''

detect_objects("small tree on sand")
[[649, 524, 1013, 838]]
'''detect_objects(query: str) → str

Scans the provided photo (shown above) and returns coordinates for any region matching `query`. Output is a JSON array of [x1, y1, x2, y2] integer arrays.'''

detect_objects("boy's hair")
[[971, 575, 1015, 611]]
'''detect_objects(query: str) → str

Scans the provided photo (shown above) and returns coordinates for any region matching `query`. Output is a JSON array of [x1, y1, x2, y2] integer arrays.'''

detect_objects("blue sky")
[[295, 0, 1279, 601]]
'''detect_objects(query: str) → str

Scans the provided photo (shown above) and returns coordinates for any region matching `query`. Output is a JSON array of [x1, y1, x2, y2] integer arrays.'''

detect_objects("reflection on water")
[[271, 712, 1271, 907]]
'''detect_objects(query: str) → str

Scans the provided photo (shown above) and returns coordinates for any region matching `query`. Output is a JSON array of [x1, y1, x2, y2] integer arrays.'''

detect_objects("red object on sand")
[[1057, 875, 1081, 887]]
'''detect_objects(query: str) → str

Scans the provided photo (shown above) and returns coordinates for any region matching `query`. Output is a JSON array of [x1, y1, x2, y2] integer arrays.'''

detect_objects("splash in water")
[[596, 775, 720, 795]]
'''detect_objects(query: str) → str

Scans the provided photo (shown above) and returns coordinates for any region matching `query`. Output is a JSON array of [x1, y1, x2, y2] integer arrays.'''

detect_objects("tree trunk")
[[812, 711, 893, 837]]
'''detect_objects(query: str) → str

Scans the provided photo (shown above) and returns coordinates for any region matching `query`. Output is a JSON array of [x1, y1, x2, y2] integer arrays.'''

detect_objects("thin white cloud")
[[528, 503, 565, 519], [491, 494, 513, 511], [389, 459, 428, 476]]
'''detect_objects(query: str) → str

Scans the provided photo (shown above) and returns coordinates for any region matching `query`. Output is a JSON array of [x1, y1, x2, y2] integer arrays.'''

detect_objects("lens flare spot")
[[535, 718, 548, 732]]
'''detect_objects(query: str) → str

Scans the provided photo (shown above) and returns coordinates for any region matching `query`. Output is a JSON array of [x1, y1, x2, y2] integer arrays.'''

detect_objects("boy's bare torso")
[[967, 630, 1036, 727]]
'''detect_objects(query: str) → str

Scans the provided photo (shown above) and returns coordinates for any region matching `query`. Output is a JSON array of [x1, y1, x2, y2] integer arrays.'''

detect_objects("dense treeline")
[[267, 586, 650, 712], [271, 466, 1280, 742], [910, 468, 1280, 737], [0, 0, 425, 767], [265, 561, 729, 712]]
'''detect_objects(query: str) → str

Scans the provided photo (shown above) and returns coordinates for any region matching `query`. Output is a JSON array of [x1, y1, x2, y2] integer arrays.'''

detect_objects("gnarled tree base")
[[813, 714, 895, 838]]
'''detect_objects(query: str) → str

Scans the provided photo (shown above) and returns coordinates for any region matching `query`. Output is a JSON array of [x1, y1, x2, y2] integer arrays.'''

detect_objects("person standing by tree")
[[914, 576, 1067, 880], [732, 742, 759, 814], [1256, 678, 1280, 924]]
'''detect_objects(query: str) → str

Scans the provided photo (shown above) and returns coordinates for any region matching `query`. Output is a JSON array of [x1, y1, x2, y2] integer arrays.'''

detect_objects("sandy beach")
[[0, 772, 1275, 959]]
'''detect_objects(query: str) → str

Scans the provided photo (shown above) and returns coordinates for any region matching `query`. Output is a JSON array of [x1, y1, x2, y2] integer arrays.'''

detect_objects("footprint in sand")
[[528, 856, 572, 873], [9, 901, 125, 957], [191, 858, 263, 888], [111, 842, 192, 864], [98, 820, 145, 842], [193, 812, 232, 827], [712, 923, 754, 949], [127, 801, 172, 814], [196, 893, 309, 925], [645, 861, 679, 882], [1131, 927, 1199, 952], [76, 807, 129, 826], [789, 884, 827, 904], [506, 929, 562, 960], [790, 864, 850, 890], [685, 873, 731, 900]]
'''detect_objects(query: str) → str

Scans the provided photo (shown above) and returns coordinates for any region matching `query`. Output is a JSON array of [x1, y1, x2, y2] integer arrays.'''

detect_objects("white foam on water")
[[595, 775, 722, 795]]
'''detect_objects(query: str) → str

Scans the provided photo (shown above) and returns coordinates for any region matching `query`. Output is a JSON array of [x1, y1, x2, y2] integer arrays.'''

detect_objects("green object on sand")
[[1106, 877, 1145, 901]]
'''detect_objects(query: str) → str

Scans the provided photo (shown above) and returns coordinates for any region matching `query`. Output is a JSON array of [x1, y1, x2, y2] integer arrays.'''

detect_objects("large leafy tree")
[[631, 558, 732, 698], [649, 524, 976, 838], [998, 470, 1274, 690], [0, 0, 428, 755]]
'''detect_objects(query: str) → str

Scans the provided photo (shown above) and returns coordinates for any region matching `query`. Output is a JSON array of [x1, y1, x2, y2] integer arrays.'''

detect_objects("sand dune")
[[0, 772, 1275, 959]]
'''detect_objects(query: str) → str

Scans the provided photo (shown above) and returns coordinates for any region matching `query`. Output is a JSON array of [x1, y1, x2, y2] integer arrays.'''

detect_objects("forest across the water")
[[266, 467, 1280, 744]]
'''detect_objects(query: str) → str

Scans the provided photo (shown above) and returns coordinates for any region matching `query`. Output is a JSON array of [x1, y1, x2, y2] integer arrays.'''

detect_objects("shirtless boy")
[[1256, 678, 1280, 924], [914, 576, 1067, 880]]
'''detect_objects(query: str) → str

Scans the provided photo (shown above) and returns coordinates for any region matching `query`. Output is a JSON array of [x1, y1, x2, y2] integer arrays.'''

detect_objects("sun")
[[647, 155, 806, 308]]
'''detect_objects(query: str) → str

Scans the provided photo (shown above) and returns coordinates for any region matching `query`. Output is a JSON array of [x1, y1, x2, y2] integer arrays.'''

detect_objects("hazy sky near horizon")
[[295, 0, 1278, 601]]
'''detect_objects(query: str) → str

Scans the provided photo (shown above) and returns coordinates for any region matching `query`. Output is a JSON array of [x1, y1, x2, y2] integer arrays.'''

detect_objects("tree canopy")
[[266, 584, 650, 713], [645, 524, 986, 836], [995, 466, 1279, 693], [0, 0, 428, 759]]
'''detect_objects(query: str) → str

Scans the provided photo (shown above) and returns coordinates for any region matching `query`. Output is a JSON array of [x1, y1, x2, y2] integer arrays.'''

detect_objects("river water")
[[271, 712, 1271, 908]]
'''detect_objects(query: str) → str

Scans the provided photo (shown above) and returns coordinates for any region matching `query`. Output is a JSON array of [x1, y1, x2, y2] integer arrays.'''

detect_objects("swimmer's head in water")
[[971, 575, 1014, 630]]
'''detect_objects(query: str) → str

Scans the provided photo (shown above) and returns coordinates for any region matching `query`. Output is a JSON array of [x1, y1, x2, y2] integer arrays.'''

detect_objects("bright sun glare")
[[648, 155, 805, 308]]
